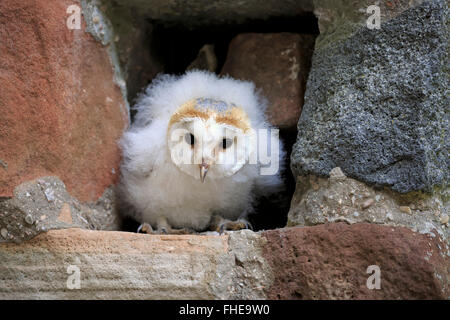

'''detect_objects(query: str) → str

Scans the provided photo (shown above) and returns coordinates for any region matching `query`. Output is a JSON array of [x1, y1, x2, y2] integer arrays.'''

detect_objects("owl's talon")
[[217, 219, 252, 234], [137, 223, 153, 234], [243, 220, 253, 231]]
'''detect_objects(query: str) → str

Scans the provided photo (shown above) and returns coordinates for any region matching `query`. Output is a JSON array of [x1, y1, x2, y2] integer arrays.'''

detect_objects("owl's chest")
[[150, 164, 251, 213]]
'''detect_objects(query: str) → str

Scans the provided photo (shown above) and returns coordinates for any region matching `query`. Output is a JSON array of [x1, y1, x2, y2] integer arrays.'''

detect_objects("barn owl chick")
[[118, 70, 285, 234]]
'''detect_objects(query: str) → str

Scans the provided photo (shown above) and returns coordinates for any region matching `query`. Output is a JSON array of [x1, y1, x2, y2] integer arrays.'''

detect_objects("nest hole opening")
[[120, 14, 319, 233]]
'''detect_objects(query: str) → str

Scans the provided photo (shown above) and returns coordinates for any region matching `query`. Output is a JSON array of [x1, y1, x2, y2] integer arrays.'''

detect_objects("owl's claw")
[[137, 223, 153, 234], [218, 219, 253, 234], [159, 226, 168, 234], [244, 220, 253, 231]]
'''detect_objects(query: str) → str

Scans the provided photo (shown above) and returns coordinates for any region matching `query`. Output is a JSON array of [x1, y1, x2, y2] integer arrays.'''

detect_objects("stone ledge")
[[0, 228, 270, 299], [262, 223, 448, 299], [0, 224, 447, 299]]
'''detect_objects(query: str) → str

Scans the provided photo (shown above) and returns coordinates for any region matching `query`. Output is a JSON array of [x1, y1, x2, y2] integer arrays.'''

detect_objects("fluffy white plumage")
[[118, 70, 285, 232]]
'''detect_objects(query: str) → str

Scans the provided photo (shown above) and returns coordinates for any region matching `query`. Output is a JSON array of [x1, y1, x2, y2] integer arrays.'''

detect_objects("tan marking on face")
[[168, 100, 212, 127], [215, 107, 251, 132], [168, 99, 251, 133]]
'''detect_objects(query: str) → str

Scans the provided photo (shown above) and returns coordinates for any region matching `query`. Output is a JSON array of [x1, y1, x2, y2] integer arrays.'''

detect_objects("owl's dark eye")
[[185, 133, 195, 146], [222, 138, 233, 149]]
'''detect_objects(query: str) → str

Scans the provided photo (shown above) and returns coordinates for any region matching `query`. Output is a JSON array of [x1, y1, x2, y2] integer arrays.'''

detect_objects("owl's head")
[[167, 98, 256, 182]]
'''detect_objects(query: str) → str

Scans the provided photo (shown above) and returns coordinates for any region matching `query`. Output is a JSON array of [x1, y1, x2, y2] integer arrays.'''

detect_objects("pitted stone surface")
[[0, 229, 272, 299], [291, 0, 449, 193], [0, 226, 446, 299], [288, 168, 449, 239], [262, 223, 448, 300], [0, 177, 119, 244]]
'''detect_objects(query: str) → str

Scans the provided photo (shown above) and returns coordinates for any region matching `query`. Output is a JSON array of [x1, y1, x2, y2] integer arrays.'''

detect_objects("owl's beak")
[[199, 162, 209, 183]]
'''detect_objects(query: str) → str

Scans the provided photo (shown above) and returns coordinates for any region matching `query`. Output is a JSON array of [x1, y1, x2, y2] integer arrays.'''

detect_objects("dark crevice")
[[248, 128, 298, 231], [149, 13, 318, 75]]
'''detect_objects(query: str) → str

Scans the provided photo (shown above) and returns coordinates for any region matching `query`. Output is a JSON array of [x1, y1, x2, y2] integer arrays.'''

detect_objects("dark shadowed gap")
[[248, 128, 299, 231], [149, 13, 319, 75], [120, 14, 319, 232]]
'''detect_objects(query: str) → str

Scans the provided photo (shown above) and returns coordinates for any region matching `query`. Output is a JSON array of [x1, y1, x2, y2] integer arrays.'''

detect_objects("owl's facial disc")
[[168, 118, 247, 182], [167, 98, 255, 182], [168, 114, 255, 182]]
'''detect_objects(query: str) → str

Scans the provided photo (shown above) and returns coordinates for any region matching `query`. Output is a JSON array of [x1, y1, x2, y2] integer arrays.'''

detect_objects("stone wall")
[[288, 0, 448, 249], [0, 0, 447, 299], [0, 225, 446, 299], [291, 0, 449, 195], [0, 0, 130, 242]]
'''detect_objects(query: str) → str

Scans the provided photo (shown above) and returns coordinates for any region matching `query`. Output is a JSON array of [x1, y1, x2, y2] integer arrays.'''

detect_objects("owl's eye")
[[222, 138, 233, 149], [185, 133, 195, 146]]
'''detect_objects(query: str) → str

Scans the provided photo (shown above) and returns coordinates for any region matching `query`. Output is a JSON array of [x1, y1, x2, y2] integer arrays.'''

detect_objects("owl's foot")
[[137, 222, 192, 234], [220, 219, 253, 233], [210, 216, 253, 234], [137, 217, 194, 234], [137, 223, 153, 234]]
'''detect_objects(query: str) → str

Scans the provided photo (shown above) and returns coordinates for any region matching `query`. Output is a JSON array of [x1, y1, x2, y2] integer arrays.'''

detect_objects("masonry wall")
[[0, 0, 447, 299]]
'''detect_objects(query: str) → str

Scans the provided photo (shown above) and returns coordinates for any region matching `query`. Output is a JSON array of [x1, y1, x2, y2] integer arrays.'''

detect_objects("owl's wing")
[[119, 131, 154, 177], [119, 118, 168, 177], [118, 123, 166, 223]]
